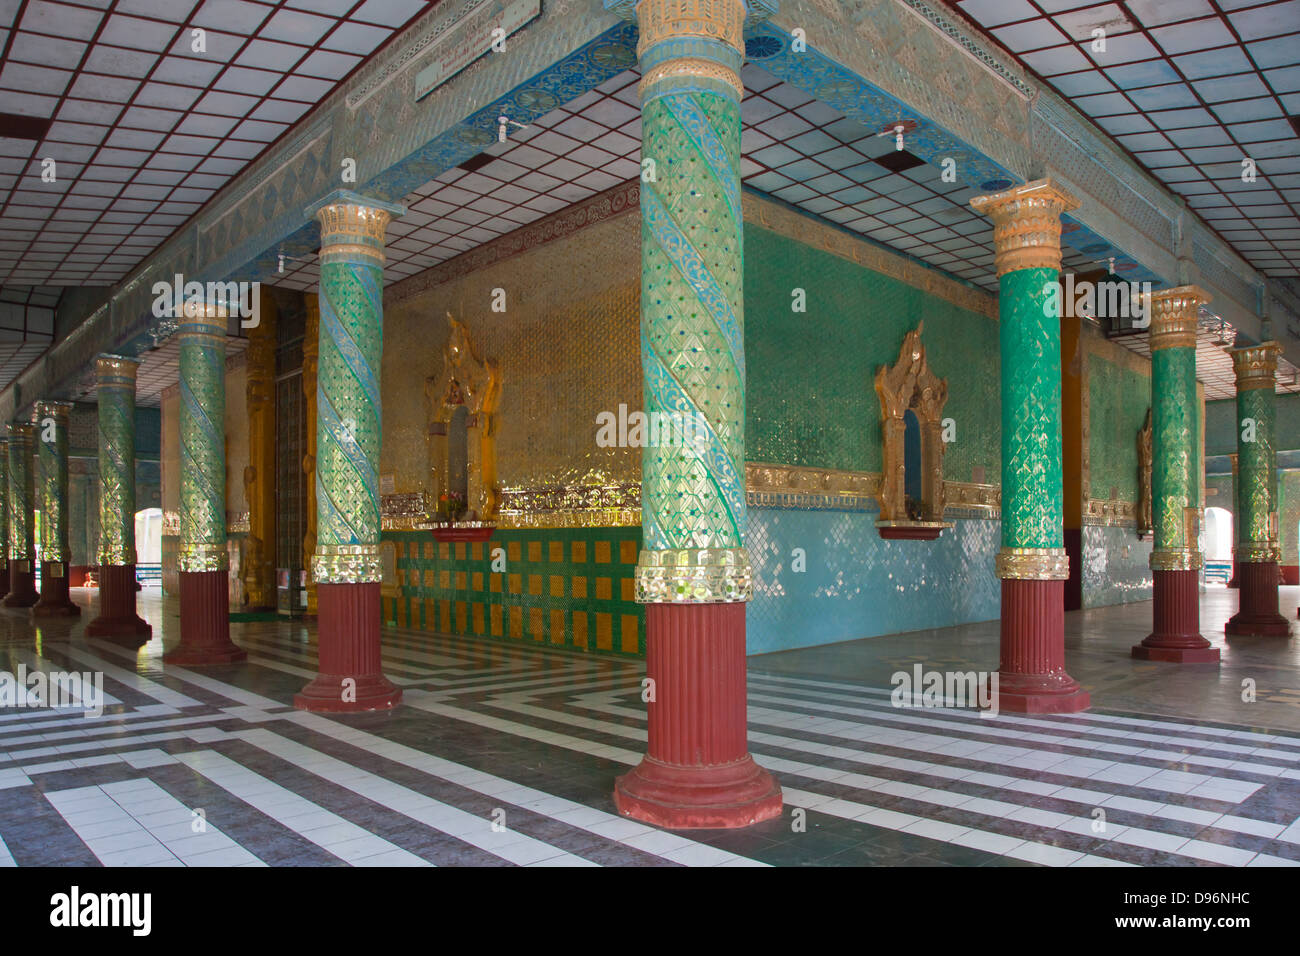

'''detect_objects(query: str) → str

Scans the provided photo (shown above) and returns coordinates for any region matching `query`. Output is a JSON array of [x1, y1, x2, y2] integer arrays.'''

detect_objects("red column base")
[[1226, 561, 1292, 637], [3, 562, 39, 607], [614, 602, 782, 829], [0, 564, 9, 600], [86, 564, 152, 644], [294, 582, 401, 712], [165, 570, 245, 666], [996, 579, 1090, 714], [33, 562, 81, 617], [1133, 568, 1219, 662]]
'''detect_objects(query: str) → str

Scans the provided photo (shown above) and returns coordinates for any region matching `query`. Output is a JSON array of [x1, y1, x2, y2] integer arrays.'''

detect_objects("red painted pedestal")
[[86, 564, 152, 644], [1226, 561, 1291, 637], [294, 582, 401, 712], [614, 603, 782, 829], [33, 562, 81, 617], [3, 560, 39, 608], [164, 571, 245, 665], [995, 579, 1090, 713], [1133, 569, 1219, 662]]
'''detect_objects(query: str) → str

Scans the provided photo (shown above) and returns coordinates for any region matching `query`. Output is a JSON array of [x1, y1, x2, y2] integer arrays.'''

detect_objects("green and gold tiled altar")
[[381, 527, 644, 656]]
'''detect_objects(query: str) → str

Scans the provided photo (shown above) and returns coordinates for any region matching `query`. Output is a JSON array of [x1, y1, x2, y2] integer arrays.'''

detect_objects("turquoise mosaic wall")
[[743, 225, 1000, 483], [1081, 524, 1153, 608], [746, 507, 1000, 656], [1088, 353, 1149, 503]]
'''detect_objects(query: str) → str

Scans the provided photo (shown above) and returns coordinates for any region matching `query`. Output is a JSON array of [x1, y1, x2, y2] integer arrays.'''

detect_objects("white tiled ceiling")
[[952, 0, 1300, 278], [272, 64, 1099, 293], [0, 0, 434, 287]]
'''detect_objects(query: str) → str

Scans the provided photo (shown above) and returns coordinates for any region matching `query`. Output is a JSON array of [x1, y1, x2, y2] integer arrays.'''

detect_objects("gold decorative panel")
[[874, 322, 948, 522]]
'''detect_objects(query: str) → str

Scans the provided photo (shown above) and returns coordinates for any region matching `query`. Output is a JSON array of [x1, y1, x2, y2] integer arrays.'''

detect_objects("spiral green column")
[[294, 189, 405, 713], [1227, 342, 1289, 636], [31, 400, 79, 615], [3, 423, 37, 606], [0, 438, 9, 598], [1133, 287, 1217, 660], [606, 0, 782, 829], [165, 303, 245, 665], [88, 354, 151, 640], [971, 179, 1089, 713]]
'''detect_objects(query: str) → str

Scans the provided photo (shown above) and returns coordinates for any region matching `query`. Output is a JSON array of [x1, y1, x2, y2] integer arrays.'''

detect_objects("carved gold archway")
[[874, 322, 948, 523], [424, 312, 502, 521]]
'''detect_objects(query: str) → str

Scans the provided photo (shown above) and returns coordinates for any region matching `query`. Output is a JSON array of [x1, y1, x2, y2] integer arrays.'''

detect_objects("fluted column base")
[[294, 582, 401, 712], [165, 570, 244, 665], [87, 565, 152, 645], [1226, 561, 1291, 637], [996, 579, 1090, 713], [3, 560, 39, 607], [1134, 569, 1219, 662], [614, 603, 782, 829], [33, 562, 81, 617]]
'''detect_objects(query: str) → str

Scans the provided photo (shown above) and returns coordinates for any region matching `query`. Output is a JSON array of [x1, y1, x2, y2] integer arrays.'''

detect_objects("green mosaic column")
[[33, 400, 80, 615], [0, 437, 8, 595], [294, 189, 405, 712], [607, 0, 782, 829], [3, 422, 38, 606], [1133, 287, 1216, 661], [165, 303, 244, 664], [1227, 341, 1289, 635], [970, 179, 1088, 713], [88, 354, 151, 640]]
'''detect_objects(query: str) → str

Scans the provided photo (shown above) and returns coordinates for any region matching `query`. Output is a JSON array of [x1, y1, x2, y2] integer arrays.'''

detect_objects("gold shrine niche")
[[425, 312, 502, 529], [873, 322, 953, 540]]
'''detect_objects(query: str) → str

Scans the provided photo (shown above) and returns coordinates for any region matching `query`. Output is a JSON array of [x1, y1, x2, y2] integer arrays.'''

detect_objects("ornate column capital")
[[605, 0, 776, 101], [8, 421, 33, 443], [32, 399, 72, 424], [1148, 285, 1209, 351], [306, 189, 405, 266], [1231, 341, 1280, 391], [969, 178, 1080, 277], [97, 353, 140, 384]]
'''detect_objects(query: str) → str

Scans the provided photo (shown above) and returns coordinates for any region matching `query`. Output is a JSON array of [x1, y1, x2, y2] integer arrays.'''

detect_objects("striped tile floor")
[[2, 594, 1299, 867]]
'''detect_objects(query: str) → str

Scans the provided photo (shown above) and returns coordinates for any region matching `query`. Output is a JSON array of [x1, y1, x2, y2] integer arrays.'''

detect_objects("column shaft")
[[1226, 343, 1289, 636], [165, 306, 245, 665], [971, 180, 1089, 713], [1133, 287, 1217, 661], [302, 293, 320, 617], [294, 191, 403, 712], [33, 401, 79, 615], [4, 424, 38, 606], [88, 355, 151, 642], [607, 0, 781, 828]]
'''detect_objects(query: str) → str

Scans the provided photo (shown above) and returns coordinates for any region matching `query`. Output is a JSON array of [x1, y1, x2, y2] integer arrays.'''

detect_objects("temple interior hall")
[[0, 0, 1299, 872]]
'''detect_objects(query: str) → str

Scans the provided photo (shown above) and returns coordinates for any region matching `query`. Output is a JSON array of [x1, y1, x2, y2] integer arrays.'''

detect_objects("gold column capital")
[[32, 399, 72, 423], [306, 189, 405, 266], [7, 421, 33, 443], [635, 0, 747, 55], [1231, 341, 1279, 391], [1148, 285, 1209, 351], [969, 178, 1080, 277], [96, 353, 140, 382]]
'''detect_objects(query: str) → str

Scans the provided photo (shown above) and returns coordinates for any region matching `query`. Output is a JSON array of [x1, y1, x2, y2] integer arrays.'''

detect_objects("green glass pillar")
[[0, 437, 8, 597], [294, 189, 405, 713], [3, 423, 37, 607], [971, 179, 1089, 713], [165, 303, 245, 665], [32, 400, 79, 615], [1226, 342, 1289, 635], [1133, 287, 1217, 661], [606, 0, 782, 829], [88, 354, 151, 641]]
